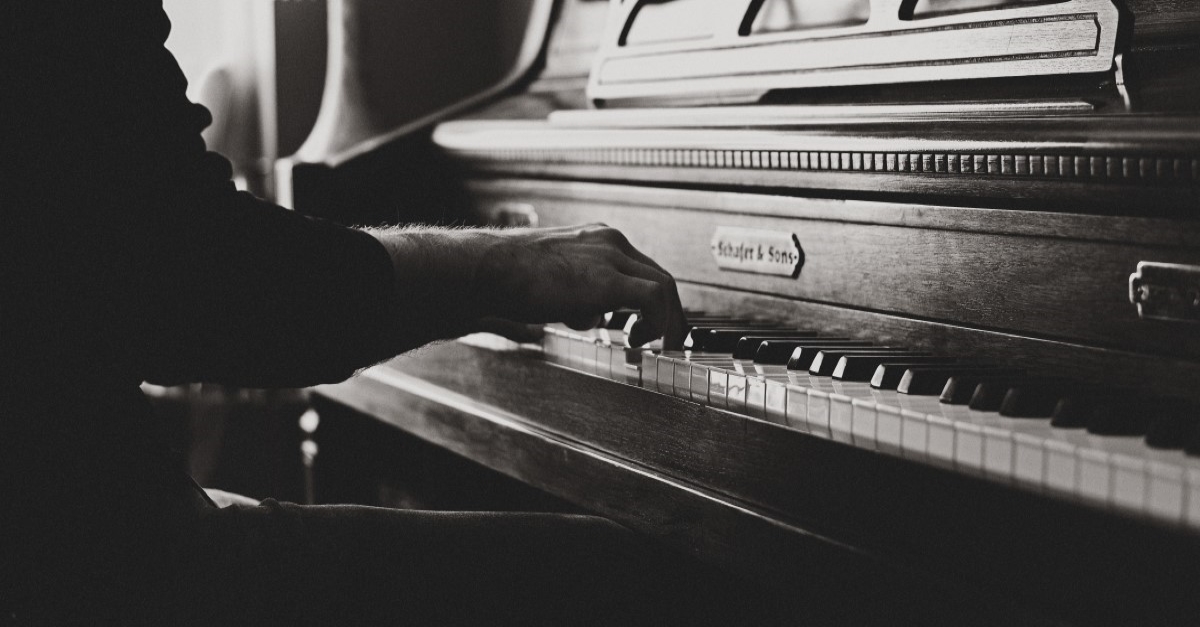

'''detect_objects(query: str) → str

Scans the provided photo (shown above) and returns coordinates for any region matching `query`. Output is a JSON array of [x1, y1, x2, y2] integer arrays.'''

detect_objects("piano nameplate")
[[711, 227, 803, 278]]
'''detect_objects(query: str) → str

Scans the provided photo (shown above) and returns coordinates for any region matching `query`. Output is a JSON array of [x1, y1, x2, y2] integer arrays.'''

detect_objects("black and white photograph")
[[3, 0, 1200, 624]]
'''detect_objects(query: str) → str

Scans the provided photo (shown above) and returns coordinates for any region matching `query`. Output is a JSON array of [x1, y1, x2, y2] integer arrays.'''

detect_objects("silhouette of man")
[[0, 3, 727, 624]]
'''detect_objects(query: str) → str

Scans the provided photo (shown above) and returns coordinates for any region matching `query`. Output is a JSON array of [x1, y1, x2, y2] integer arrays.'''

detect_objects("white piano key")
[[1044, 438, 1079, 496], [726, 372, 748, 412], [850, 399, 878, 451], [618, 348, 644, 385], [569, 334, 587, 370], [1185, 467, 1200, 528], [546, 330, 566, 365], [804, 377, 846, 438], [953, 421, 985, 476], [655, 354, 678, 394], [876, 405, 903, 456], [1111, 451, 1149, 513], [690, 362, 712, 403], [981, 425, 1014, 483], [675, 356, 712, 401], [829, 393, 855, 444], [640, 352, 659, 389], [554, 331, 573, 365], [928, 404, 1012, 481], [926, 412, 955, 469], [669, 355, 690, 396], [745, 376, 768, 419], [806, 389, 832, 439], [1068, 433, 1171, 519], [900, 409, 929, 461], [1013, 432, 1047, 489], [894, 393, 945, 414], [605, 346, 623, 380], [580, 339, 599, 375], [709, 369, 729, 410], [1078, 447, 1111, 504], [785, 384, 810, 432], [1147, 458, 1186, 524], [673, 358, 694, 399], [593, 344, 612, 379], [690, 356, 737, 403], [830, 381, 879, 442], [762, 377, 790, 426]]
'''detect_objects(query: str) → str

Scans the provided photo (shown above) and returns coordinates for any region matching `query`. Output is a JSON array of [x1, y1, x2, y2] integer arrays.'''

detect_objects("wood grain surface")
[[315, 341, 1200, 625], [465, 180, 1200, 367]]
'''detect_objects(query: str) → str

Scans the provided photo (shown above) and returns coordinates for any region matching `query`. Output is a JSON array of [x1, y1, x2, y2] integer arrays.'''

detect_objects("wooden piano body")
[[291, 0, 1200, 623]]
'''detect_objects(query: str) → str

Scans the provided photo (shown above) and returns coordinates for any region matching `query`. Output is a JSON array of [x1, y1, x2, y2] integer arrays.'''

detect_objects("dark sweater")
[[1, 1, 401, 444]]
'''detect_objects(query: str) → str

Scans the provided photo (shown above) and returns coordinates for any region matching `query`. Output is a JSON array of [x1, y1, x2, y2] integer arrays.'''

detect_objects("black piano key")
[[870, 360, 959, 389], [684, 324, 785, 350], [1086, 394, 1153, 436], [788, 345, 896, 371], [753, 338, 856, 364], [897, 366, 1022, 395], [1145, 400, 1198, 449], [732, 336, 857, 360], [943, 374, 1023, 406], [968, 377, 1040, 412], [683, 324, 755, 349], [604, 309, 638, 330], [1049, 390, 1095, 429], [833, 354, 945, 382], [999, 380, 1073, 418], [628, 316, 767, 347], [705, 329, 815, 354], [809, 348, 916, 377]]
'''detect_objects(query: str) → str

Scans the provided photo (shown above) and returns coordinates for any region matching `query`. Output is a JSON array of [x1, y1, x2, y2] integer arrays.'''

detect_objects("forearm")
[[363, 226, 499, 347], [365, 223, 689, 350]]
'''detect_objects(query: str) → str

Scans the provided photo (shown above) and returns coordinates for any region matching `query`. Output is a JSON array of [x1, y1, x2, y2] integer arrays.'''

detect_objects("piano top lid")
[[586, 0, 1122, 107]]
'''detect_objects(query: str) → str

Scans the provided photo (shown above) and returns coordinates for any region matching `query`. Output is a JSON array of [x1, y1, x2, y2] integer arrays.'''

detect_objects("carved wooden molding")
[[451, 146, 1199, 185]]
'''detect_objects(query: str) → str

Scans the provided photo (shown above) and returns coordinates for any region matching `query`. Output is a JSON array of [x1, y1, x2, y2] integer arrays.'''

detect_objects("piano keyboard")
[[461, 310, 1200, 532]]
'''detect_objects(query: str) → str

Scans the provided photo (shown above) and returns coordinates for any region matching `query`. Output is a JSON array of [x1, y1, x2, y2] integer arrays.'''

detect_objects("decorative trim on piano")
[[454, 147, 1200, 185], [587, 0, 1121, 106]]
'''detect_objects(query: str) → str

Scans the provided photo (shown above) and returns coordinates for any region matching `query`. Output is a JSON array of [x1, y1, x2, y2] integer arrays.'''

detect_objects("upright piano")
[[294, 0, 1200, 623]]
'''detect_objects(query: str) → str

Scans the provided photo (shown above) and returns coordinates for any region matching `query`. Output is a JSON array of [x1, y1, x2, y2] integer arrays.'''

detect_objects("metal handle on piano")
[[1129, 262, 1200, 323]]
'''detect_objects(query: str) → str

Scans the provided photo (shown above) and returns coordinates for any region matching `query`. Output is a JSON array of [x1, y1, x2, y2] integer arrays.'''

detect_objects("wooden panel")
[[312, 370, 1025, 624], [316, 342, 1200, 625], [470, 178, 1200, 245], [466, 183, 1200, 363]]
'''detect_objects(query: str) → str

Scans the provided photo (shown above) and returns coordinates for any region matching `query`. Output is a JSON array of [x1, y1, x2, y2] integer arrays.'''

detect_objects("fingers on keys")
[[584, 225, 686, 350]]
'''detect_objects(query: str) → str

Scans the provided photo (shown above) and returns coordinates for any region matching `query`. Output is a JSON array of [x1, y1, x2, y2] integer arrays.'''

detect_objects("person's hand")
[[469, 224, 687, 350], [368, 224, 687, 350]]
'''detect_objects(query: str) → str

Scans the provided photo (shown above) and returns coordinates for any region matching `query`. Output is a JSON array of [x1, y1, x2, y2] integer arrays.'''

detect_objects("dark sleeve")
[[2, 1, 414, 388], [123, 183, 406, 388]]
